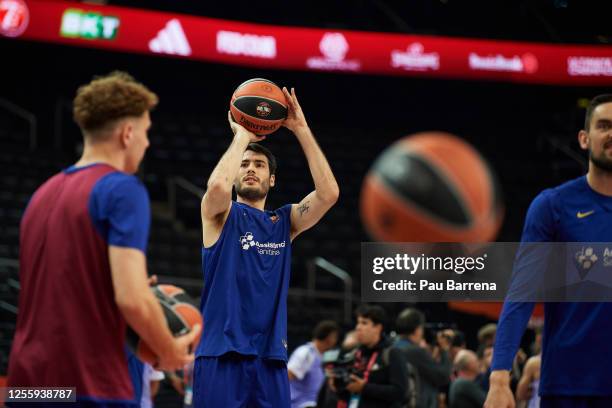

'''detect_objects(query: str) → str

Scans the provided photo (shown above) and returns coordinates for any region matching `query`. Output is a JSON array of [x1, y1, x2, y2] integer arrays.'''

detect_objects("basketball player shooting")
[[194, 87, 339, 407], [485, 94, 612, 408]]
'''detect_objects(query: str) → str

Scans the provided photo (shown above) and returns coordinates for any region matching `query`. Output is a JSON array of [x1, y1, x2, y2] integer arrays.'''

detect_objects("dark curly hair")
[[73, 71, 158, 135]]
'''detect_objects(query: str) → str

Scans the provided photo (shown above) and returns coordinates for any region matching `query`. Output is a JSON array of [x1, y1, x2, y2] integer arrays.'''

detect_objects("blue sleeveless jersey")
[[197, 201, 293, 361]]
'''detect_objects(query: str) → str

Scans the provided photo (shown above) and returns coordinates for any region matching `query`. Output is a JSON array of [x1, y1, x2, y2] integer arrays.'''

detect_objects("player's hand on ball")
[[282, 87, 308, 133], [156, 324, 201, 371], [227, 111, 265, 142]]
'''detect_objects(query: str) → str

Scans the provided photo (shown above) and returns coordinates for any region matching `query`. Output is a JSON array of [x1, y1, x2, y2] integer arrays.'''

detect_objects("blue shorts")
[[193, 353, 290, 408], [541, 396, 612, 408]]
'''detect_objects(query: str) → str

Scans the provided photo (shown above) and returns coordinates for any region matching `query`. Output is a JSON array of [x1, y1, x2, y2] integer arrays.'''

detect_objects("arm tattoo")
[[297, 201, 310, 216]]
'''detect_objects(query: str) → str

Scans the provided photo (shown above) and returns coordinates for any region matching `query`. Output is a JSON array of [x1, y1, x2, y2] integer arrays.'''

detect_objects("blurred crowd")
[[137, 304, 541, 408], [290, 305, 541, 408]]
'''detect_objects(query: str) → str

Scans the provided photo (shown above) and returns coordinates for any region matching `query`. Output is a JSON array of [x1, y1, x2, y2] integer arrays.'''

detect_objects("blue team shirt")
[[493, 176, 612, 395], [197, 201, 293, 361], [84, 165, 150, 252]]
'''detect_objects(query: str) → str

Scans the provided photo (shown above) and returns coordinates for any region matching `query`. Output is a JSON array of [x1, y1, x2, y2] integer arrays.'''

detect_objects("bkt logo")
[[60, 9, 120, 40], [574, 247, 598, 279]]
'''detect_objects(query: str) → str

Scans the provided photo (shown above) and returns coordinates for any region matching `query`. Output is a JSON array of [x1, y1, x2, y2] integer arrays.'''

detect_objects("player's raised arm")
[[201, 112, 264, 221], [282, 87, 339, 241]]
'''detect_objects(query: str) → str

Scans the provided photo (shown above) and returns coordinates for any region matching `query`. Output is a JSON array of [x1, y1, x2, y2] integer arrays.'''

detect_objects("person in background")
[[332, 305, 408, 408], [395, 308, 452, 408], [449, 350, 486, 408], [516, 354, 541, 408], [288, 320, 340, 408]]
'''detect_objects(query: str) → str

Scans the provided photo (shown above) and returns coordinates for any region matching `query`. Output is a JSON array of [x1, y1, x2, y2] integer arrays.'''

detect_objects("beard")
[[235, 180, 269, 201], [589, 148, 612, 172]]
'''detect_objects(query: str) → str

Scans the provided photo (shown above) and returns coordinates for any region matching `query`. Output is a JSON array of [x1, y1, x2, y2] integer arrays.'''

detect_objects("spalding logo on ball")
[[127, 284, 203, 365], [230, 78, 288, 135], [360, 132, 504, 242]]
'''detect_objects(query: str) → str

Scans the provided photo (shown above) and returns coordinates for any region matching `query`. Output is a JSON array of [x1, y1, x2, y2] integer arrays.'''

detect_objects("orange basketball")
[[127, 284, 203, 365], [230, 78, 288, 135], [360, 132, 504, 242]]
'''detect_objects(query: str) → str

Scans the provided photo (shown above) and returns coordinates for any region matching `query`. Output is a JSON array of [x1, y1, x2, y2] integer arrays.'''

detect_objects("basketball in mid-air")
[[127, 284, 202, 364], [230, 78, 288, 135], [360, 132, 504, 242]]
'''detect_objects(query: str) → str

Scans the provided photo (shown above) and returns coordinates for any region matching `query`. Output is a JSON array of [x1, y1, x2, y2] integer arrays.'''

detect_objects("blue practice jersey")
[[492, 176, 612, 396], [197, 201, 293, 361]]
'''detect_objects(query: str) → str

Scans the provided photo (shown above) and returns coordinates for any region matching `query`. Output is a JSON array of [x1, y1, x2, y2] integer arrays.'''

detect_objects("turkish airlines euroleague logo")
[[256, 102, 272, 117], [306, 32, 361, 72], [0, 0, 29, 38]]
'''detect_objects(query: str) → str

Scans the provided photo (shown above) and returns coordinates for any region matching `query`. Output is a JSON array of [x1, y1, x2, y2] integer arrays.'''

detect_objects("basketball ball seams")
[[157, 284, 183, 297], [153, 287, 180, 307], [233, 94, 288, 110], [408, 149, 477, 227], [234, 78, 278, 91], [489, 170, 505, 228], [367, 173, 476, 235], [363, 177, 492, 242], [230, 109, 284, 132], [372, 148, 472, 226], [162, 302, 188, 334], [401, 133, 493, 220], [172, 303, 201, 334], [401, 131, 499, 224], [232, 96, 288, 120], [169, 306, 191, 336], [127, 284, 202, 364], [428, 148, 493, 219]]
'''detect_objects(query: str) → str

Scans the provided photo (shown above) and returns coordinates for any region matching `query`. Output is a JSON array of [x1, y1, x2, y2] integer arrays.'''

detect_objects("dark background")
[[1, 0, 611, 402]]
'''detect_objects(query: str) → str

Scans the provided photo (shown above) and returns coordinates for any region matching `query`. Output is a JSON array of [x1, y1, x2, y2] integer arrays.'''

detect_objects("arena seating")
[[0, 101, 585, 378]]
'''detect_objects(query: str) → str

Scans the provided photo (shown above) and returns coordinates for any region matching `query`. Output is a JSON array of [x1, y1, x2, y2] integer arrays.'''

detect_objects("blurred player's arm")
[[485, 302, 534, 408], [282, 87, 339, 240], [149, 368, 165, 399], [407, 344, 451, 387], [110, 246, 200, 371], [287, 345, 312, 381], [515, 356, 538, 401], [486, 191, 555, 408]]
